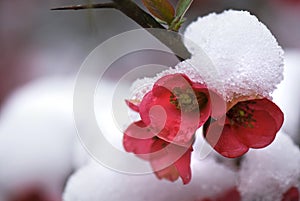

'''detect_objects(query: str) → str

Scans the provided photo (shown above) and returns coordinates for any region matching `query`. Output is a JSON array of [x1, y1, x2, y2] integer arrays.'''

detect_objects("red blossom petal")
[[123, 121, 193, 184], [204, 98, 284, 158], [150, 139, 193, 184], [139, 89, 174, 133], [209, 90, 227, 119], [157, 73, 217, 129], [173, 146, 192, 184], [153, 164, 180, 182], [139, 73, 211, 146], [191, 83, 211, 126], [125, 99, 140, 112], [198, 187, 241, 201], [234, 110, 278, 148], [282, 187, 299, 201], [153, 73, 194, 91], [193, 83, 226, 120], [123, 121, 156, 159], [247, 98, 284, 130], [233, 98, 283, 148], [217, 187, 241, 201], [204, 120, 249, 158]]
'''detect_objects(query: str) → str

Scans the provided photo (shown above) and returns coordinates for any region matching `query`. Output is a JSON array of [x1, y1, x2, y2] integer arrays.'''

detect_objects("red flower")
[[200, 187, 241, 201], [282, 187, 299, 201], [124, 73, 223, 184], [8, 186, 60, 201], [204, 98, 284, 158], [276, 0, 300, 5], [127, 73, 223, 146], [123, 120, 193, 184]]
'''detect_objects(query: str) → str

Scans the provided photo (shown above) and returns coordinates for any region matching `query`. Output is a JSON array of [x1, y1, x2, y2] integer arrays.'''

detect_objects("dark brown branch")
[[51, 3, 117, 10], [51, 1, 191, 61], [112, 0, 164, 29], [112, 0, 191, 60]]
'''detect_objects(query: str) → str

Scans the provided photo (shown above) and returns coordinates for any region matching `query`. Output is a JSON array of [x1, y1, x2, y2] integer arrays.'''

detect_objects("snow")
[[64, 109, 242, 201], [130, 10, 284, 102], [238, 131, 300, 201], [71, 138, 91, 170], [94, 79, 130, 152], [130, 66, 204, 101], [63, 158, 237, 201], [273, 50, 300, 144], [63, 48, 300, 200], [0, 76, 78, 199], [63, 140, 238, 201], [184, 10, 284, 101]]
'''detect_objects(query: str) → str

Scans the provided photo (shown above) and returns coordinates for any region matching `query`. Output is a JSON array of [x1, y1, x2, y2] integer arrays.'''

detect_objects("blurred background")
[[0, 0, 299, 201], [1, 0, 300, 106]]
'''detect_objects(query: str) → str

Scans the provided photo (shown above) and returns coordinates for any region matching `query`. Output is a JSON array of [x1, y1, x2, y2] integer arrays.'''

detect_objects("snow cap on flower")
[[131, 10, 284, 102], [130, 66, 203, 101], [183, 10, 284, 101]]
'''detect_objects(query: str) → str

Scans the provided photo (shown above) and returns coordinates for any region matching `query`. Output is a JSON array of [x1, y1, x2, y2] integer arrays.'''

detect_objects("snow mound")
[[63, 157, 237, 201], [238, 132, 300, 201]]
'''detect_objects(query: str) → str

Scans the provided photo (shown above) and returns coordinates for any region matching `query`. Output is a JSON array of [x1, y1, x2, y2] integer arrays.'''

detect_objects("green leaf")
[[155, 18, 169, 25], [168, 0, 193, 31], [142, 0, 175, 24], [175, 0, 193, 21], [169, 18, 185, 31]]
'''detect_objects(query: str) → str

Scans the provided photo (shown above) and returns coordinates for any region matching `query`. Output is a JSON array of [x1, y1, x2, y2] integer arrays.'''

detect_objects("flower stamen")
[[227, 102, 256, 128], [170, 87, 208, 112]]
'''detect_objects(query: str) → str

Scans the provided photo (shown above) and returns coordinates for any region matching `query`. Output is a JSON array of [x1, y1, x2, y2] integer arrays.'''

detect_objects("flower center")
[[227, 101, 256, 128], [170, 87, 208, 112]]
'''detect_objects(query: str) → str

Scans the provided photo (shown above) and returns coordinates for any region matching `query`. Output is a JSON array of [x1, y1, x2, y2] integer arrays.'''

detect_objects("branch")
[[112, 0, 164, 29], [51, 1, 191, 60], [112, 0, 191, 60], [51, 3, 117, 10]]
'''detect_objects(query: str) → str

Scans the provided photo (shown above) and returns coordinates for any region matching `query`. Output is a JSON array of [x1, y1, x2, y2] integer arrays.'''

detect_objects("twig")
[[112, 0, 191, 60], [112, 0, 164, 29], [51, 3, 117, 10]]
